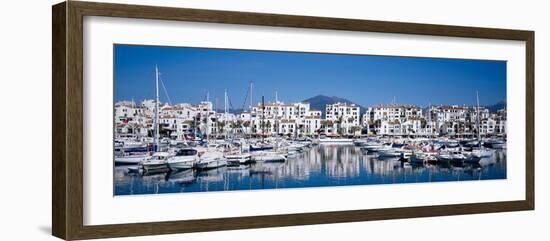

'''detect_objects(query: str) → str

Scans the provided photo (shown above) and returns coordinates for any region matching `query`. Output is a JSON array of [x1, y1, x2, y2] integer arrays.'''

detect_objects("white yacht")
[[318, 138, 353, 145], [436, 150, 466, 162], [140, 152, 171, 172], [250, 151, 287, 162], [195, 158, 228, 170], [195, 149, 228, 170], [470, 148, 494, 158], [115, 153, 150, 165], [225, 153, 251, 165], [410, 151, 438, 163], [377, 149, 402, 158], [167, 148, 200, 171]]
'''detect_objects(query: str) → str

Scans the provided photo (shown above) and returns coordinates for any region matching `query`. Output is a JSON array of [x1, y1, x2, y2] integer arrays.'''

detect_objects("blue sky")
[[114, 44, 506, 108]]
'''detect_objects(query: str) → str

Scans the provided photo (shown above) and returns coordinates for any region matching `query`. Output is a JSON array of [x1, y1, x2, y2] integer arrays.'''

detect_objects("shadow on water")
[[114, 145, 506, 195]]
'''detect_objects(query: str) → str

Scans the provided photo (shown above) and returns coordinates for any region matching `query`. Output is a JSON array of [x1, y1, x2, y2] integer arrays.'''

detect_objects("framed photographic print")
[[52, 1, 534, 240]]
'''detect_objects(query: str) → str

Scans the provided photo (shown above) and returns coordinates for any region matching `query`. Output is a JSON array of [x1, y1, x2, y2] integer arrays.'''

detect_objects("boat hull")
[[115, 155, 149, 165], [318, 138, 353, 145], [195, 159, 227, 170], [168, 161, 195, 170], [251, 152, 287, 162], [141, 163, 169, 173]]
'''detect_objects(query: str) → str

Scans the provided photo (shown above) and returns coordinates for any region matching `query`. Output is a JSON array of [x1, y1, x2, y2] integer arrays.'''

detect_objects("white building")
[[364, 104, 422, 135], [366, 104, 423, 123], [325, 102, 360, 135], [246, 101, 323, 137]]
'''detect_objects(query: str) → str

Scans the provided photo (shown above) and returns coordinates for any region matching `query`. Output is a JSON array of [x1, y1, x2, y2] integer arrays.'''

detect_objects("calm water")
[[114, 145, 506, 195]]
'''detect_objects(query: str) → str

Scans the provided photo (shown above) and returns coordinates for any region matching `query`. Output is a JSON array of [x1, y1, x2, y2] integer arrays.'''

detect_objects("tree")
[[374, 119, 381, 128], [265, 120, 272, 134], [337, 116, 344, 135], [320, 120, 331, 134], [217, 121, 225, 134], [230, 120, 242, 129]]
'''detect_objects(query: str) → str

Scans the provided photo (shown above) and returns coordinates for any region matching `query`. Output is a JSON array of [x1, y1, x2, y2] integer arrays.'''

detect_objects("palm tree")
[[337, 116, 344, 136], [265, 120, 272, 134], [320, 120, 330, 134], [242, 120, 250, 128], [217, 121, 225, 135], [298, 124, 306, 137]]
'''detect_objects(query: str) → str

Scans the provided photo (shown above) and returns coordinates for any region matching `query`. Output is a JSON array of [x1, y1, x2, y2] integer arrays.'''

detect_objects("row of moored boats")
[[115, 138, 315, 174], [353, 137, 505, 164]]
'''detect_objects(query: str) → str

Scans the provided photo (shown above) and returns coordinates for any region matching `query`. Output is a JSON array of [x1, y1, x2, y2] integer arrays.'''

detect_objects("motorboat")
[[470, 148, 494, 158], [377, 149, 402, 158], [282, 143, 306, 156], [115, 153, 150, 165], [139, 152, 171, 173], [410, 151, 437, 163], [167, 148, 200, 171], [249, 144, 274, 152], [250, 151, 287, 162], [318, 138, 353, 145], [195, 158, 228, 170], [225, 153, 251, 165], [436, 150, 466, 162], [360, 143, 389, 152], [195, 150, 227, 170]]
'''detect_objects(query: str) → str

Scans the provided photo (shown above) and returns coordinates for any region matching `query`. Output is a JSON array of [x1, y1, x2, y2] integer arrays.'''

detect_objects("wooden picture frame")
[[52, 1, 534, 240]]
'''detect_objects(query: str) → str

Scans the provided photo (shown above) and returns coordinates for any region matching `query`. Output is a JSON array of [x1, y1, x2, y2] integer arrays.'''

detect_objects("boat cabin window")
[[177, 149, 198, 156]]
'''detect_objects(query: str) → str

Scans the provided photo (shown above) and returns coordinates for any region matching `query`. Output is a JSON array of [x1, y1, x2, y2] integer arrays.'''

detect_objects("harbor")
[[114, 66, 507, 195], [115, 143, 506, 195]]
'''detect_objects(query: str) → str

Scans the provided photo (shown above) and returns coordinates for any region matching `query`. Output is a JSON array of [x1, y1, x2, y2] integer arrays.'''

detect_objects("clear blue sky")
[[114, 44, 506, 108]]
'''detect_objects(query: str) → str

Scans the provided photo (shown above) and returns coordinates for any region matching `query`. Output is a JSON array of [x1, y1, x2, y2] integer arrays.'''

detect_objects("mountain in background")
[[302, 95, 367, 118], [215, 108, 244, 114], [485, 100, 507, 113], [223, 97, 506, 115], [421, 100, 506, 113]]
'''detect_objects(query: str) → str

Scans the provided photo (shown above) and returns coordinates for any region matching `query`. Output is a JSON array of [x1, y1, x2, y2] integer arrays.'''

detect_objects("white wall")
[[0, 0, 547, 240]]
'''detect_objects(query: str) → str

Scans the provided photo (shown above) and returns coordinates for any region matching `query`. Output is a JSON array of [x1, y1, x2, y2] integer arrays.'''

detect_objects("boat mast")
[[428, 102, 432, 137], [203, 91, 209, 141], [224, 89, 228, 138], [154, 65, 160, 152], [249, 81, 253, 137], [215, 97, 219, 138], [261, 95, 265, 142], [476, 91, 481, 148]]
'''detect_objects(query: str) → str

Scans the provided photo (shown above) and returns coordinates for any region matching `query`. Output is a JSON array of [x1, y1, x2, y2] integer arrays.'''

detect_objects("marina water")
[[114, 145, 506, 195]]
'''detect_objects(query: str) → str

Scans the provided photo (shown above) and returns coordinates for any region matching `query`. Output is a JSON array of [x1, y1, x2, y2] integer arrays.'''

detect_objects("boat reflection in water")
[[114, 145, 506, 195]]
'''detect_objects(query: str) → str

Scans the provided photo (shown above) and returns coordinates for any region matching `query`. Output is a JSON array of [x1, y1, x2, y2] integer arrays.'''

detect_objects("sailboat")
[[140, 65, 170, 172], [249, 95, 286, 162], [466, 91, 493, 162]]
